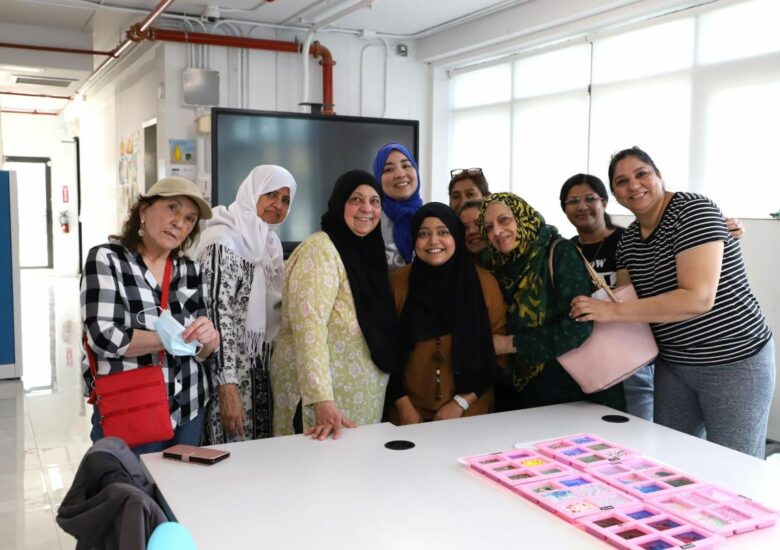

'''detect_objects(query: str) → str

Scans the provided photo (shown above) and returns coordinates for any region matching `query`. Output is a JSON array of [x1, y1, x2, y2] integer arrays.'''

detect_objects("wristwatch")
[[453, 394, 470, 411]]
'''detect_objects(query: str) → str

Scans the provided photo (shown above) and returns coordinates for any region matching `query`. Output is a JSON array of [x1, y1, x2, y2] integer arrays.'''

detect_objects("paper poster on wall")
[[169, 138, 197, 184], [169, 139, 195, 164], [118, 132, 140, 227]]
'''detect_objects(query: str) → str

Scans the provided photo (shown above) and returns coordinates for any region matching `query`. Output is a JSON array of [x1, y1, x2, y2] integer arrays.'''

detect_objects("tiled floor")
[[0, 270, 90, 550]]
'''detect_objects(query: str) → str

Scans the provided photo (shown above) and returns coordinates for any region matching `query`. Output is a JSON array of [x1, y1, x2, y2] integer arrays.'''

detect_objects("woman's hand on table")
[[395, 396, 423, 425], [569, 295, 618, 323], [218, 384, 245, 437], [434, 399, 466, 421], [305, 400, 357, 440], [492, 334, 516, 355]]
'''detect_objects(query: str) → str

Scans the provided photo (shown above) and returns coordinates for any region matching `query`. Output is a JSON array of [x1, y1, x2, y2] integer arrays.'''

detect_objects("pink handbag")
[[550, 241, 658, 394]]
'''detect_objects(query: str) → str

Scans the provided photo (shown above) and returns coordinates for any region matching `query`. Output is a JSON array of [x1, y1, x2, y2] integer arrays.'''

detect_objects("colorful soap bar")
[[533, 433, 636, 470], [578, 502, 723, 549], [464, 448, 576, 488], [588, 456, 705, 500], [649, 485, 780, 537], [512, 472, 639, 522]]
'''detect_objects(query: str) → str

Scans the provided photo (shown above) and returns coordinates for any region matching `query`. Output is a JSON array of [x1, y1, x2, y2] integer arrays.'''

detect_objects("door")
[[3, 157, 52, 268]]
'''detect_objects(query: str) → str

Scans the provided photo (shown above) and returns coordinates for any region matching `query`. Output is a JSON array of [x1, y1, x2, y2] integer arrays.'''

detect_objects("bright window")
[[698, 0, 780, 64], [451, 64, 511, 109], [450, 105, 512, 193], [514, 44, 591, 99], [512, 92, 590, 229], [447, 0, 780, 222]]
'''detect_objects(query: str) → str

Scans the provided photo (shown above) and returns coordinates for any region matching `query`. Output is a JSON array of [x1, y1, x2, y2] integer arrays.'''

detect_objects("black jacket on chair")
[[56, 437, 168, 550]]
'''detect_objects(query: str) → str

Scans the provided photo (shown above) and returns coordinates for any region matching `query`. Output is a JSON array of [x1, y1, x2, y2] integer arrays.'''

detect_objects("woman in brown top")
[[387, 202, 506, 424]]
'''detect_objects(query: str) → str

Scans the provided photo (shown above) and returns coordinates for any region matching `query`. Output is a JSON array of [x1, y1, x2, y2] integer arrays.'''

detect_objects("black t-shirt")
[[570, 227, 624, 289]]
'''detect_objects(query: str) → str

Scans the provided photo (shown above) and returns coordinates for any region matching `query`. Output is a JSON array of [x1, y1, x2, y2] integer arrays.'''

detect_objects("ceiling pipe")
[[71, 0, 175, 102], [147, 28, 299, 53], [1, 91, 72, 100], [1, 109, 59, 116], [0, 42, 115, 57], [146, 28, 337, 114], [310, 41, 335, 114]]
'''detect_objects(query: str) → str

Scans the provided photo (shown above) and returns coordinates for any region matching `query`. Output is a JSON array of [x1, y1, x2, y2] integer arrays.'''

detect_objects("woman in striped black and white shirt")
[[569, 147, 774, 458]]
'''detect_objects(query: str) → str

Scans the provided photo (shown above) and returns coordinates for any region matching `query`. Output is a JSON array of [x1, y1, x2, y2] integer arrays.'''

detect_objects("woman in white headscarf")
[[197, 165, 297, 442]]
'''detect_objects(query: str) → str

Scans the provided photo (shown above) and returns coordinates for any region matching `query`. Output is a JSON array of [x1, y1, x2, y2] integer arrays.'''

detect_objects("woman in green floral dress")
[[479, 192, 624, 412], [270, 170, 398, 440]]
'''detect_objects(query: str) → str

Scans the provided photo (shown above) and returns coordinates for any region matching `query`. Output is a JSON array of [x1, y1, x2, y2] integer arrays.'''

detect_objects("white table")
[[142, 403, 780, 549]]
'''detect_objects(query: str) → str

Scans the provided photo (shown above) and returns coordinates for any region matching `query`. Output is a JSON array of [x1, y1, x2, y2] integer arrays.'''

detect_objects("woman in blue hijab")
[[372, 143, 423, 270]]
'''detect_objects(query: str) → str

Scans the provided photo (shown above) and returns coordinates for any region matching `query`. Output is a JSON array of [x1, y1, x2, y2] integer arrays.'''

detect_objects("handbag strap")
[[572, 246, 620, 303], [548, 237, 562, 288], [548, 238, 620, 304], [85, 256, 175, 380]]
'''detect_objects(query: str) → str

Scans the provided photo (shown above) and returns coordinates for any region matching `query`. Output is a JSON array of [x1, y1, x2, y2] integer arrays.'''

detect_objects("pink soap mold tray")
[[533, 433, 636, 469], [648, 484, 779, 537], [588, 456, 705, 500], [463, 448, 577, 488], [512, 471, 639, 523], [577, 501, 723, 549]]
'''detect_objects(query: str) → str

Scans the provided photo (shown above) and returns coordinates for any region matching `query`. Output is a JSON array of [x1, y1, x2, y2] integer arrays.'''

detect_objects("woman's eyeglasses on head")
[[450, 167, 483, 179], [563, 195, 604, 207]]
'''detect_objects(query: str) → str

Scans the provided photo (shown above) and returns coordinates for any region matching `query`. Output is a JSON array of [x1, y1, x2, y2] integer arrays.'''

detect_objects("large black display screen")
[[212, 108, 419, 247]]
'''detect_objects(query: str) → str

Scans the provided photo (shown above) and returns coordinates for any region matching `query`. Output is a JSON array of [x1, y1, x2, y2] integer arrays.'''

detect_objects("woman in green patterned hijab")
[[479, 192, 625, 412]]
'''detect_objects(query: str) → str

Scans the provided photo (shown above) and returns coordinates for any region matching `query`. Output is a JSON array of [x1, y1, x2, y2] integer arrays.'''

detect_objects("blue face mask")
[[138, 307, 201, 357]]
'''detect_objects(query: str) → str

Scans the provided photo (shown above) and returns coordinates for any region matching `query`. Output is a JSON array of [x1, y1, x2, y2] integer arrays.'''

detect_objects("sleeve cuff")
[[301, 388, 334, 406], [214, 371, 239, 386]]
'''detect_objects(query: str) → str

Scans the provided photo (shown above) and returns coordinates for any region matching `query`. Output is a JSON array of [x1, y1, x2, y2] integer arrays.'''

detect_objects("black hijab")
[[398, 202, 497, 395], [321, 170, 398, 374]]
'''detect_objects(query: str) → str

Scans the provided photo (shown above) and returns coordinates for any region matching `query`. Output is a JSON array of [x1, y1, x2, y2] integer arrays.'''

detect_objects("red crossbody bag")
[[85, 257, 174, 448]]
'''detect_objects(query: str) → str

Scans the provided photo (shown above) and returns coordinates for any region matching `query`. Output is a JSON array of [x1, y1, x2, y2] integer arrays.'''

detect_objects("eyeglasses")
[[563, 194, 604, 207], [450, 167, 483, 179]]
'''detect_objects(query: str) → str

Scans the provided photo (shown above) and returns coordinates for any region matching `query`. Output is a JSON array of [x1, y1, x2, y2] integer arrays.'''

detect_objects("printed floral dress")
[[269, 232, 389, 436], [201, 244, 273, 443]]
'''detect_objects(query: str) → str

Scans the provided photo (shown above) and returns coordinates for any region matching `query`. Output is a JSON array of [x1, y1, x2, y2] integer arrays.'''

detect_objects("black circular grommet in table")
[[601, 414, 630, 423], [385, 440, 415, 450]]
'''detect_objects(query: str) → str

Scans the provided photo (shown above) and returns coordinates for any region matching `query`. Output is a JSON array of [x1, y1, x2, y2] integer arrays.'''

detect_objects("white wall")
[[0, 113, 79, 275], [157, 29, 431, 196]]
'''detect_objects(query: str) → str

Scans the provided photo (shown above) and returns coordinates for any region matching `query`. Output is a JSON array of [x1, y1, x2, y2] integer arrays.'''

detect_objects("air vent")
[[13, 75, 76, 88]]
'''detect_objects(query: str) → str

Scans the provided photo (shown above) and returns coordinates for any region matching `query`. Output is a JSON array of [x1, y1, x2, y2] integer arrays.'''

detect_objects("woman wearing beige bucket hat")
[[81, 176, 220, 454]]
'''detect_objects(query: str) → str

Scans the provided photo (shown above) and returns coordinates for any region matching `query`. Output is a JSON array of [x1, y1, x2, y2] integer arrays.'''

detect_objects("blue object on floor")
[[148, 522, 197, 550]]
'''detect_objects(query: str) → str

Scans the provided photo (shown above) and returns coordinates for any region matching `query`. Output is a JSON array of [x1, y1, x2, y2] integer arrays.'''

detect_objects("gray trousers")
[[654, 338, 775, 458]]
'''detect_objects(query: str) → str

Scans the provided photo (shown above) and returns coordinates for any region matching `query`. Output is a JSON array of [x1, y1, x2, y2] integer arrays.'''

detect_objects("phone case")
[[162, 444, 230, 465]]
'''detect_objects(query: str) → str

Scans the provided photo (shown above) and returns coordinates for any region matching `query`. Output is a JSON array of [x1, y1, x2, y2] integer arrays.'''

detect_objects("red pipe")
[[310, 41, 335, 115], [1, 109, 59, 116], [148, 28, 300, 53], [146, 28, 336, 114], [1, 91, 72, 100], [0, 42, 115, 57]]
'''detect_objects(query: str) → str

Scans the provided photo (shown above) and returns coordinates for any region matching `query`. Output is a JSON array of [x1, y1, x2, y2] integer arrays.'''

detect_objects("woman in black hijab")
[[270, 170, 398, 440], [386, 202, 506, 424]]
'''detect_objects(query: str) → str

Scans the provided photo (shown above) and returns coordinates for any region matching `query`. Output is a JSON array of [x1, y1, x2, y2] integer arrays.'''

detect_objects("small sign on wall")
[[169, 139, 196, 182], [62, 185, 69, 203]]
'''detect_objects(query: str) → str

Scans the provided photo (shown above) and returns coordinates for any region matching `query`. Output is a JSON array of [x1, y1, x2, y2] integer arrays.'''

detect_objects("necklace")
[[577, 237, 605, 264], [433, 337, 443, 400]]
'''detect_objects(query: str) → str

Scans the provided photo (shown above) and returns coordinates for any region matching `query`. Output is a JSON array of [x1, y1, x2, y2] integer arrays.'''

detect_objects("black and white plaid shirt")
[[81, 243, 211, 426]]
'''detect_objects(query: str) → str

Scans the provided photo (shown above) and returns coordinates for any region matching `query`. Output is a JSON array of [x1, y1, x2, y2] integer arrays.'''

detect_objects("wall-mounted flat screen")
[[212, 108, 419, 249]]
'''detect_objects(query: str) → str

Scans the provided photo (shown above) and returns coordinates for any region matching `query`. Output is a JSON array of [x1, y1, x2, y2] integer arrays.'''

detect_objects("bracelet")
[[452, 394, 470, 411]]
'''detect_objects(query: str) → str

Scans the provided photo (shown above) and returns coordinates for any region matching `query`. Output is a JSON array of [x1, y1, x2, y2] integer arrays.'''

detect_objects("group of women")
[[82, 144, 774, 459]]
